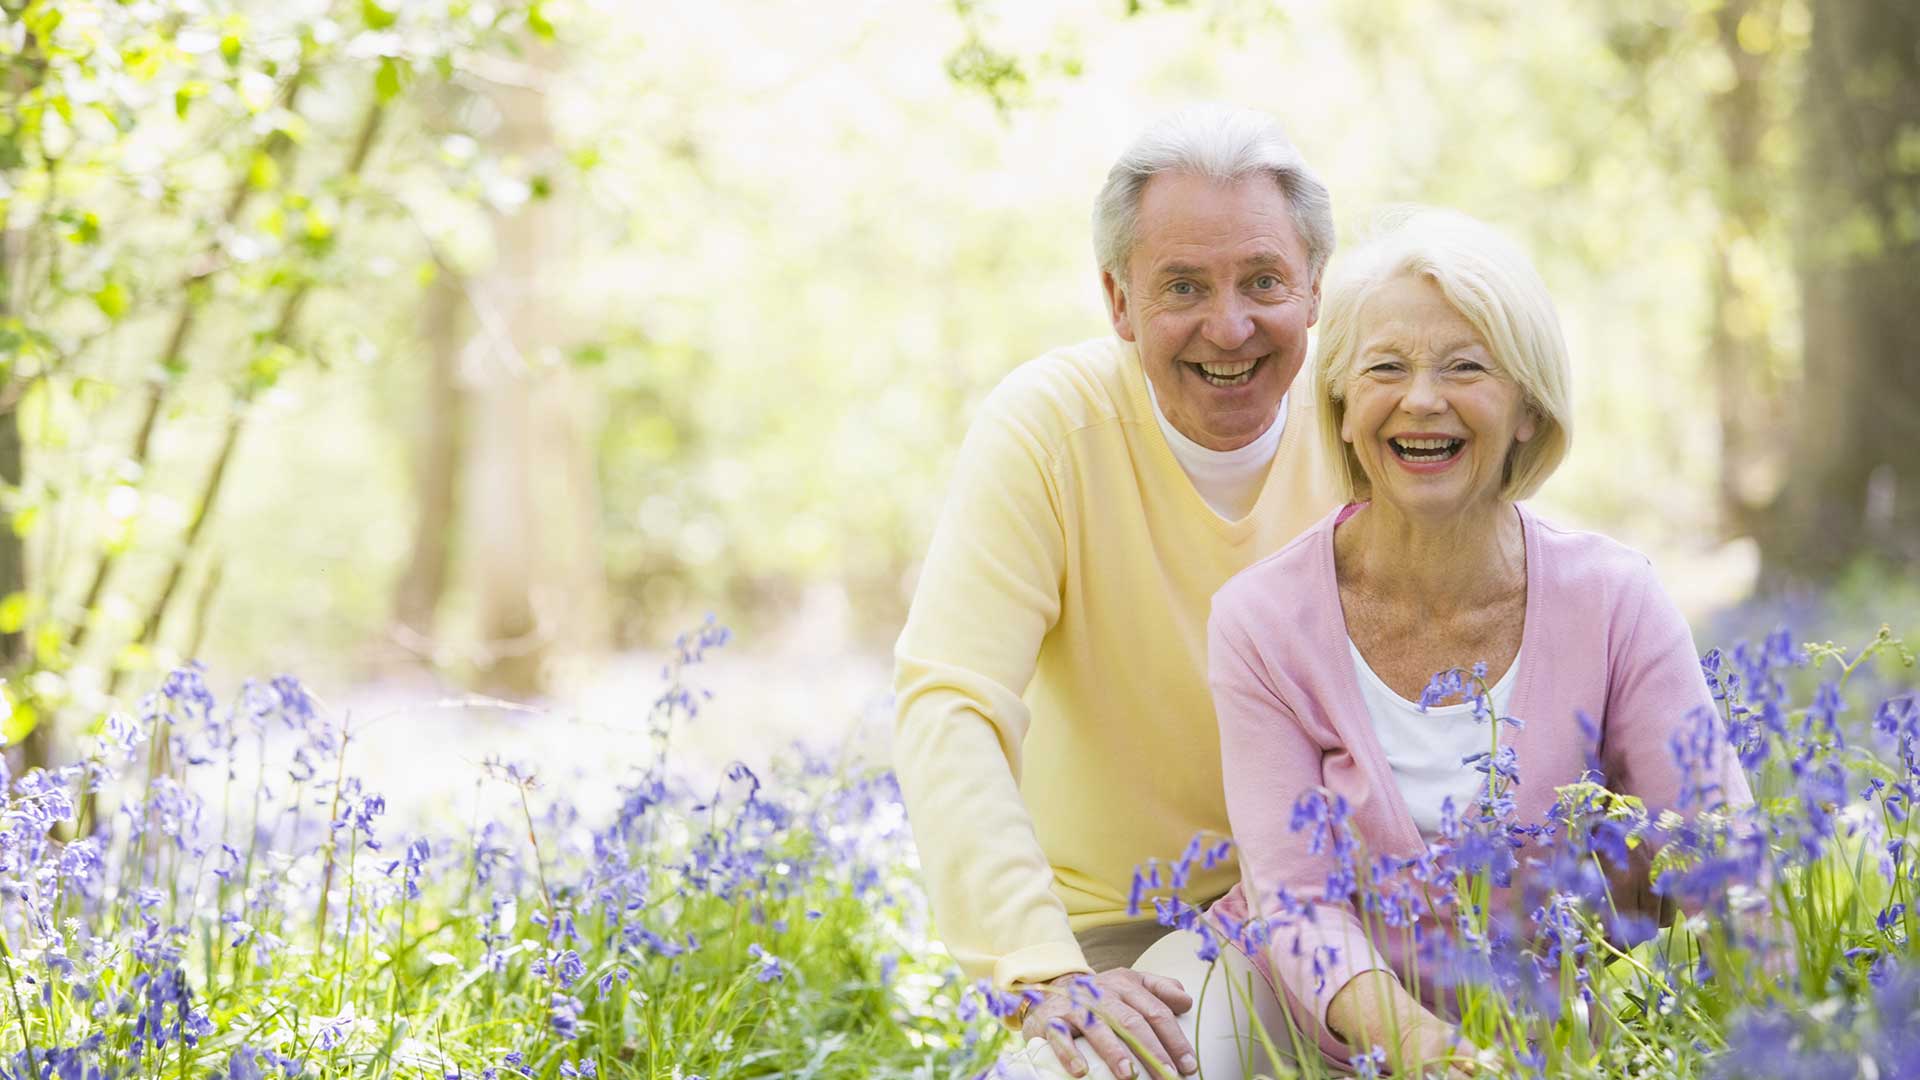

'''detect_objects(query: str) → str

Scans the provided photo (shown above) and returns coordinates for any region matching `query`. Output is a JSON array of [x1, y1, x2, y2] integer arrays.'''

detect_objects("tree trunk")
[[1765, 0, 1920, 581], [391, 266, 468, 641], [465, 44, 608, 696], [0, 21, 37, 766], [1709, 0, 1791, 536]]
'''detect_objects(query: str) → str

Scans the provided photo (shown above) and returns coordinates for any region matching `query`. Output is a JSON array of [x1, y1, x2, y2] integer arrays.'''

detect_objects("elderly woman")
[[1197, 207, 1753, 1075]]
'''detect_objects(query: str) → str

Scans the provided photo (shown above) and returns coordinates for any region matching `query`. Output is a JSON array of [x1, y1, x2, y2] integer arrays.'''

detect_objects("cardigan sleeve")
[[1601, 560, 1756, 817], [1210, 598, 1392, 1052], [892, 390, 1090, 991]]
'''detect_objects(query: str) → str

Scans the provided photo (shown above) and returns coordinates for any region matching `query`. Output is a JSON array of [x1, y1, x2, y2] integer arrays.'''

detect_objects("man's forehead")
[[1146, 248, 1294, 278]]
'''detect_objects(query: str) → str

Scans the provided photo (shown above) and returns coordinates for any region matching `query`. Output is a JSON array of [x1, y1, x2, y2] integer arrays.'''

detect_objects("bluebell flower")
[[748, 943, 785, 983]]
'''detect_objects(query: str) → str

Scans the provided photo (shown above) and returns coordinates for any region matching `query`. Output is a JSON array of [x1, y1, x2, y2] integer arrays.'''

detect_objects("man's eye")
[[1251, 274, 1280, 290], [1169, 282, 1197, 296]]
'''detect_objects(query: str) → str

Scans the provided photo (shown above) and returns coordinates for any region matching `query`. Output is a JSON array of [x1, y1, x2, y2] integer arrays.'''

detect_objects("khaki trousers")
[[989, 929, 1295, 1080]]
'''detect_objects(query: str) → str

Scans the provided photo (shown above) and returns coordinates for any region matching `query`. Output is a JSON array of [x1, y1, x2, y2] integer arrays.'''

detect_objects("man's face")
[[1102, 172, 1320, 452]]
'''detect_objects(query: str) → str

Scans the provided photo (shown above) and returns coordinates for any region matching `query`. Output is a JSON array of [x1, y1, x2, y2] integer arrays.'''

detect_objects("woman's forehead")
[[1347, 275, 1481, 348]]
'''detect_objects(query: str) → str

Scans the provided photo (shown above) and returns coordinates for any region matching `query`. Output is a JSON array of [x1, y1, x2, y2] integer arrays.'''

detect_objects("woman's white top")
[[1144, 376, 1285, 521], [1349, 639, 1520, 839]]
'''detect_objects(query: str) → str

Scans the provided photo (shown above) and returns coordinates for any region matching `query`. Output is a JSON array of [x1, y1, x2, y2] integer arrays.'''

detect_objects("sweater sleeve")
[[1210, 598, 1391, 1052], [1602, 561, 1757, 816], [892, 391, 1087, 990]]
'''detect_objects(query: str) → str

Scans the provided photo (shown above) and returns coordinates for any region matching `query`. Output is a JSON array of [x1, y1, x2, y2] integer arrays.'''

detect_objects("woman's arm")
[[1602, 562, 1756, 816], [1209, 600, 1398, 1057]]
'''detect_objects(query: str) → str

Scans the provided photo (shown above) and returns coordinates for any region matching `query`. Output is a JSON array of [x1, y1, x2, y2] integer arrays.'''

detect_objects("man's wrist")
[[1006, 971, 1082, 1029]]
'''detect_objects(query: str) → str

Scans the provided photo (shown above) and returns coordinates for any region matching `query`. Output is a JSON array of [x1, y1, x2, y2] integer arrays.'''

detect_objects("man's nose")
[[1200, 292, 1255, 351]]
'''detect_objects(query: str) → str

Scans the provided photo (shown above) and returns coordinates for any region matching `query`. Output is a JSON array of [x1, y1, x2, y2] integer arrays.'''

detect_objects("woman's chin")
[[1368, 481, 1504, 522]]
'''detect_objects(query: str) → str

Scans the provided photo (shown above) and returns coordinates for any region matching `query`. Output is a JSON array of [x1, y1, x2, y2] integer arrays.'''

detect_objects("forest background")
[[0, 0, 1914, 784]]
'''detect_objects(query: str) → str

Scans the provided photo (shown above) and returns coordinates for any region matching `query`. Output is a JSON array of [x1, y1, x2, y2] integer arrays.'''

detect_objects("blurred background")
[[1, 0, 1914, 784]]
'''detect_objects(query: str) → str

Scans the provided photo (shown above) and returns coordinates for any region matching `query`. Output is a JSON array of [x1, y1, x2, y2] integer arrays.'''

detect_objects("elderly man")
[[893, 105, 1342, 1079]]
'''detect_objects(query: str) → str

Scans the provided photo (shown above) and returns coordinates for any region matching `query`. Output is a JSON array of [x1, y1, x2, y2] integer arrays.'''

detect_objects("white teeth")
[[1199, 358, 1258, 377], [1390, 437, 1464, 461], [1196, 357, 1259, 387]]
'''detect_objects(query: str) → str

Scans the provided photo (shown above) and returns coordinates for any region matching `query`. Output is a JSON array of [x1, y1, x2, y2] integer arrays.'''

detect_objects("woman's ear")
[[1515, 406, 1539, 445]]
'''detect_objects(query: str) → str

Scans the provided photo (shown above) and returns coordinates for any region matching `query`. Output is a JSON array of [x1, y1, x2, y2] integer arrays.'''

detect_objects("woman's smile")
[[1386, 433, 1467, 470]]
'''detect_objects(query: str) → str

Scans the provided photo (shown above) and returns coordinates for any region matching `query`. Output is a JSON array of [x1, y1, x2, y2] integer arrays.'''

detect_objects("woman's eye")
[[1451, 359, 1487, 374]]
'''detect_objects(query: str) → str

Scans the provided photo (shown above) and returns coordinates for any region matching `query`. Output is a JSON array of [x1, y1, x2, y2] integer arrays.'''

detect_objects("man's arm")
[[893, 385, 1089, 988]]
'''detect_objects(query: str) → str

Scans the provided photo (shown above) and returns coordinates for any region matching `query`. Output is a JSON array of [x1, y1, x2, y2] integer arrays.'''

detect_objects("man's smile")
[[1189, 355, 1266, 388]]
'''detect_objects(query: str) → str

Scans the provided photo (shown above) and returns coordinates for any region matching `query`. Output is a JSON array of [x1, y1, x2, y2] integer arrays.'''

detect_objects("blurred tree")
[[1766, 0, 1920, 579], [0, 0, 549, 753], [0, 0, 43, 681], [461, 42, 605, 696], [1702, 0, 1800, 536], [391, 257, 467, 644]]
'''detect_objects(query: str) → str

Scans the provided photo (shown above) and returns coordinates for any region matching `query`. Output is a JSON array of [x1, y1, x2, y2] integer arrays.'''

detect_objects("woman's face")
[[1339, 273, 1536, 520]]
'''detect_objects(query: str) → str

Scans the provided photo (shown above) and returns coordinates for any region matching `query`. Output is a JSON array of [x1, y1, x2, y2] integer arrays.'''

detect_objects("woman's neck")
[[1336, 499, 1525, 615]]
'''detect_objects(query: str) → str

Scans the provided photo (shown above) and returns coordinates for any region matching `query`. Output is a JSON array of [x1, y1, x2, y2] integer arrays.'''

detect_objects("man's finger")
[[1038, 1014, 1089, 1078], [1118, 986, 1195, 1076], [1136, 972, 1193, 1013], [1079, 1010, 1148, 1080]]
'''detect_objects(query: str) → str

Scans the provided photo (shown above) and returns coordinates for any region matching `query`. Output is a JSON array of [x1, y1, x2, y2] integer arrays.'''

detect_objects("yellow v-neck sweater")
[[893, 336, 1340, 989]]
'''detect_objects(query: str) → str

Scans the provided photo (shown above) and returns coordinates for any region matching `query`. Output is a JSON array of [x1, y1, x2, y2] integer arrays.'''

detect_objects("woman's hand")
[[1327, 970, 1482, 1078]]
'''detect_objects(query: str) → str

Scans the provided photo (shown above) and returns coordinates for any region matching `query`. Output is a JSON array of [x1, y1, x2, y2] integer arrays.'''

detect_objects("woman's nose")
[[1400, 367, 1448, 413]]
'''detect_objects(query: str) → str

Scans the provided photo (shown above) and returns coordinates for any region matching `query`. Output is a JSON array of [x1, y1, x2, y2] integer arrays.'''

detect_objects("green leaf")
[[32, 624, 62, 667], [92, 280, 129, 320], [247, 150, 280, 190], [17, 378, 60, 447], [174, 81, 207, 121], [248, 343, 296, 391], [527, 2, 556, 40], [67, 211, 100, 245], [375, 56, 407, 103], [0, 593, 29, 635], [23, 1, 63, 46], [361, 0, 399, 30], [2, 700, 38, 746]]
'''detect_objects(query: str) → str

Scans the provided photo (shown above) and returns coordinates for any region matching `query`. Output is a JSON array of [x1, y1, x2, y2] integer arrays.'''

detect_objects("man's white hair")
[[1092, 104, 1335, 282]]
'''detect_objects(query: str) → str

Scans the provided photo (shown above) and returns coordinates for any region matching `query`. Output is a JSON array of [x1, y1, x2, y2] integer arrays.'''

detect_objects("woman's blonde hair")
[[1313, 206, 1572, 503]]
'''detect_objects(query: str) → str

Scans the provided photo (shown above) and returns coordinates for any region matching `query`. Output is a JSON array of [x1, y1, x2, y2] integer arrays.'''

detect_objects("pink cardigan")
[[1206, 503, 1752, 1060]]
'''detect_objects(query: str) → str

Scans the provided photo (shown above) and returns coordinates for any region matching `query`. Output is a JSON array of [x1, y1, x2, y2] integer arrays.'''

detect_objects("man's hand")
[[1022, 968, 1197, 1079]]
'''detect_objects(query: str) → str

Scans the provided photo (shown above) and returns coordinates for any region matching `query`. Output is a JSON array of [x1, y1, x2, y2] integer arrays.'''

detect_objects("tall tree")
[[1767, 0, 1920, 580], [391, 261, 468, 645]]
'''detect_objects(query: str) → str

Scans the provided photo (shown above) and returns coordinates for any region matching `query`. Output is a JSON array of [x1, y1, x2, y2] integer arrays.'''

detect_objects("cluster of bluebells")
[[1100, 628, 1920, 1078], [0, 624, 999, 1079]]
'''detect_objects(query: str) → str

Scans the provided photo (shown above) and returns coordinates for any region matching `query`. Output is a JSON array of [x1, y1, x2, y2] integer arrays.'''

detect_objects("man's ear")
[[1100, 269, 1137, 343], [1307, 272, 1323, 328]]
